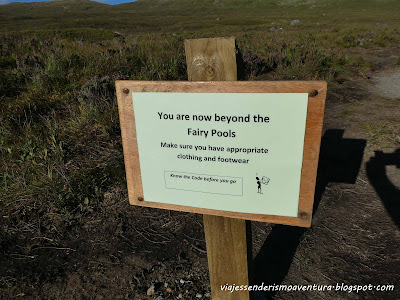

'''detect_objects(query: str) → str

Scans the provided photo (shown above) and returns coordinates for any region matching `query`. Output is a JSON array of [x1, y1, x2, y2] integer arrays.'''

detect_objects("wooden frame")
[[116, 80, 326, 227]]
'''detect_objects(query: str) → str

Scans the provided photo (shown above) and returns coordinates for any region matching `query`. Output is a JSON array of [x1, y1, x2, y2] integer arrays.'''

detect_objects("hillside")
[[0, 0, 399, 35]]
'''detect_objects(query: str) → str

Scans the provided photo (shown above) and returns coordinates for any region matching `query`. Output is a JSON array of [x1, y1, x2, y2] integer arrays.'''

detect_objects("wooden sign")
[[116, 81, 326, 227]]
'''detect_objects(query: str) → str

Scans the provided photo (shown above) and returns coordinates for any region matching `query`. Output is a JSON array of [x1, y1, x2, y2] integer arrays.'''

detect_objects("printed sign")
[[116, 81, 326, 227], [133, 93, 308, 217]]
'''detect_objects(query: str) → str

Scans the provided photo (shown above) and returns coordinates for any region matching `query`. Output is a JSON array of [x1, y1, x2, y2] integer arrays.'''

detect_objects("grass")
[[0, 0, 399, 294], [0, 31, 370, 215], [361, 122, 398, 150], [0, 32, 191, 244]]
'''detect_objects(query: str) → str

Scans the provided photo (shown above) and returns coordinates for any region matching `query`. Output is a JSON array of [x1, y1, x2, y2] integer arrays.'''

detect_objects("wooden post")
[[185, 37, 252, 300]]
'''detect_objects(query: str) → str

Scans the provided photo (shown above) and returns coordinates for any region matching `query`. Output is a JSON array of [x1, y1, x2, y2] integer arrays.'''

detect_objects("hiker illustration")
[[256, 174, 270, 194], [256, 177, 262, 194]]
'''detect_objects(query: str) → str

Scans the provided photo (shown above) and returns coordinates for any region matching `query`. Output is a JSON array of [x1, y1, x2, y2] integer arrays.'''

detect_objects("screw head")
[[308, 89, 318, 97], [299, 212, 308, 219], [123, 88, 129, 95], [138, 196, 144, 201]]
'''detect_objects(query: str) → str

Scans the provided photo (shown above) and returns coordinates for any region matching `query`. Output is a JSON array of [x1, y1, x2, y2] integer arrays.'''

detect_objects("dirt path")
[[373, 68, 400, 99]]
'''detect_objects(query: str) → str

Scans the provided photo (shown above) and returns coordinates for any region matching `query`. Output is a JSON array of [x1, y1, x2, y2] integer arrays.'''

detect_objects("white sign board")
[[133, 92, 308, 218]]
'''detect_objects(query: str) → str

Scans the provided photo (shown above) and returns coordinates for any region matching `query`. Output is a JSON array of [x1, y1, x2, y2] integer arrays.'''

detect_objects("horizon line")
[[0, 0, 137, 6]]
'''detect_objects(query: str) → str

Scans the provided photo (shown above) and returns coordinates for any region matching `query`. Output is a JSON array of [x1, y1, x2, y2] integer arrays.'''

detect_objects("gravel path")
[[373, 68, 400, 98]]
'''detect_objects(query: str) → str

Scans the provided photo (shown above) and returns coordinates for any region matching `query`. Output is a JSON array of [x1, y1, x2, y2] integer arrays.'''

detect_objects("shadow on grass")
[[366, 149, 400, 228], [253, 129, 366, 299]]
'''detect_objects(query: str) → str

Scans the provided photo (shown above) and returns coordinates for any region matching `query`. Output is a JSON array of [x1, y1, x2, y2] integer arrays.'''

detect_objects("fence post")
[[184, 37, 253, 300]]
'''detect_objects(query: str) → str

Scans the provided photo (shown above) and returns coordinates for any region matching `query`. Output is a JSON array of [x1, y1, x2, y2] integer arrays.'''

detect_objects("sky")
[[0, 0, 136, 4]]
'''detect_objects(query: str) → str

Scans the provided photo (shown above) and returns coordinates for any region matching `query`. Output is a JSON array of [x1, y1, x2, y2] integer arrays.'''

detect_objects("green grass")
[[362, 122, 398, 149]]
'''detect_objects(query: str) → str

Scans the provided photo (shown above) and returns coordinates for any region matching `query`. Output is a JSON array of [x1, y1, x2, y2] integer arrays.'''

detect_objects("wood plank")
[[203, 216, 252, 300], [115, 80, 326, 227], [185, 37, 251, 300], [184, 37, 237, 81]]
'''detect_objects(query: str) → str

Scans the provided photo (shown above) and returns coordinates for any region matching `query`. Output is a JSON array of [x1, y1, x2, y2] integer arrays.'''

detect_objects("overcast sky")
[[0, 0, 136, 4]]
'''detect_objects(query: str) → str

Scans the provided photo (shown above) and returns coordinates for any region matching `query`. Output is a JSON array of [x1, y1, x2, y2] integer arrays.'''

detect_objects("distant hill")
[[0, 0, 399, 34]]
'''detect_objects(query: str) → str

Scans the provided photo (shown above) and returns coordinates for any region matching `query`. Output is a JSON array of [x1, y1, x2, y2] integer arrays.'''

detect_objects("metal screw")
[[123, 88, 129, 95], [138, 196, 144, 201], [299, 212, 308, 219], [309, 89, 318, 97]]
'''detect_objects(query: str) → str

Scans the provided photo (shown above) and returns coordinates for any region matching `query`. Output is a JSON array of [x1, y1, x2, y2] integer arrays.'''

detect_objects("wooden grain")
[[186, 37, 251, 300], [115, 80, 326, 227], [184, 37, 237, 81], [203, 216, 252, 300]]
